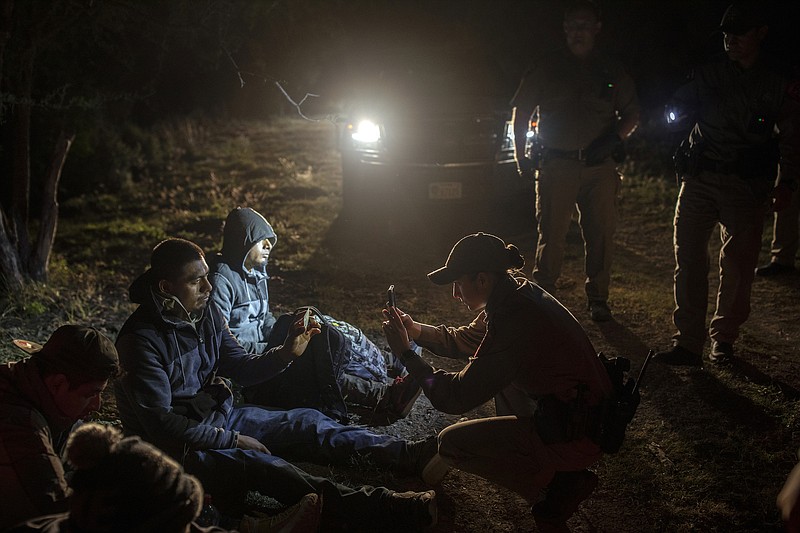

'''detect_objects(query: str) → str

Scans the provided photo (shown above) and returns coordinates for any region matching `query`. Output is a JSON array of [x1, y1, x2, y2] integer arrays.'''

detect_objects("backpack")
[[596, 350, 652, 454], [242, 307, 351, 423]]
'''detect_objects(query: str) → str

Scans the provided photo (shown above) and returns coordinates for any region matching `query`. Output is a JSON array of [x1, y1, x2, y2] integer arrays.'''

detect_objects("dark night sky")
[[253, 0, 800, 116]]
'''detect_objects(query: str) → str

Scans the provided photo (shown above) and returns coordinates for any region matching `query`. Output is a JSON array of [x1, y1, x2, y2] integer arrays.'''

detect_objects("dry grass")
[[2, 117, 798, 532]]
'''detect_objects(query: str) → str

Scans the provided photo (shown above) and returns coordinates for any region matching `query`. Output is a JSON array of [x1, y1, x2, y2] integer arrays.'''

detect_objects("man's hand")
[[277, 310, 321, 363], [382, 306, 414, 356], [237, 434, 270, 454], [773, 182, 794, 212]]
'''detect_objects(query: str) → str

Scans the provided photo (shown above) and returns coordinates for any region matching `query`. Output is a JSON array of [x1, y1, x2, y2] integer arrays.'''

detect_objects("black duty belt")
[[697, 157, 739, 175], [545, 148, 586, 161]]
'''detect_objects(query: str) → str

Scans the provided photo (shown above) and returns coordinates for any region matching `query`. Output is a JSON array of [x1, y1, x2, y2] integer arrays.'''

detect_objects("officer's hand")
[[773, 182, 794, 212], [237, 434, 270, 454], [382, 306, 421, 340], [381, 306, 412, 356], [585, 131, 623, 166]]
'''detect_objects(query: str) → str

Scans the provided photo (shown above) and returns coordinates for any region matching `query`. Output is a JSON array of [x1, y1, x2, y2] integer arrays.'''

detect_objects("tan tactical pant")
[[534, 158, 620, 302], [672, 172, 769, 353], [435, 415, 602, 504], [769, 186, 800, 266]]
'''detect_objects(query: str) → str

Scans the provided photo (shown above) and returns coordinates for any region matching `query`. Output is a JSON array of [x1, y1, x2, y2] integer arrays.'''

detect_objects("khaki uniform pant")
[[769, 186, 800, 266], [436, 415, 602, 504], [672, 172, 769, 354], [534, 158, 620, 302]]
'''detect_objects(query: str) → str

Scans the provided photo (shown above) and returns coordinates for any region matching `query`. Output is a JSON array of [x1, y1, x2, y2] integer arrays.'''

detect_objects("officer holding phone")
[[381, 232, 613, 531]]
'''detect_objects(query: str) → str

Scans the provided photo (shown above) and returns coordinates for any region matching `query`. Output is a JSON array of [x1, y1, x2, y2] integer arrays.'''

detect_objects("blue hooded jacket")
[[209, 208, 278, 353], [114, 267, 289, 458]]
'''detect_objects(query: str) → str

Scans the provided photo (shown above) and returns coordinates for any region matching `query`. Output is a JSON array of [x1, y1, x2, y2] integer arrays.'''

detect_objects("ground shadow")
[[726, 356, 800, 400], [595, 319, 654, 364]]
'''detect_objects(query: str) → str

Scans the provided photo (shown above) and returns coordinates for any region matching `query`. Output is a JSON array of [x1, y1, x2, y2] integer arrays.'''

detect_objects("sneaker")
[[388, 489, 437, 529], [402, 435, 450, 484], [239, 493, 322, 533], [531, 470, 598, 532], [709, 340, 734, 364], [375, 375, 422, 419], [588, 301, 613, 322], [755, 262, 795, 276], [652, 345, 702, 367]]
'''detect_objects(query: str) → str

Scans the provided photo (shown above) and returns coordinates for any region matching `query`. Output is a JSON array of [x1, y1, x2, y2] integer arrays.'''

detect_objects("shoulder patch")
[[787, 80, 800, 103]]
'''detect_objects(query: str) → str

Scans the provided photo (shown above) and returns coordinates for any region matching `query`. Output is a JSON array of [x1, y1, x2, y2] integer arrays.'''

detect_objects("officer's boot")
[[531, 470, 598, 532]]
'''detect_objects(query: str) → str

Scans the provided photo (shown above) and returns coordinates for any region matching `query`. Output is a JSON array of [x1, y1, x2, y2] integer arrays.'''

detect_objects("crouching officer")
[[381, 232, 613, 531], [511, 0, 640, 322]]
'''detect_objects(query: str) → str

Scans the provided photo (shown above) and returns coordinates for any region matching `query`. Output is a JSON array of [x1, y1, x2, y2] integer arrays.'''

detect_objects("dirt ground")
[[2, 118, 799, 532]]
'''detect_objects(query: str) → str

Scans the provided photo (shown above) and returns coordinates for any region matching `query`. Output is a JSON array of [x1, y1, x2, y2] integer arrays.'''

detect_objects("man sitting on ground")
[[0, 325, 120, 530], [114, 237, 439, 530], [209, 207, 421, 420]]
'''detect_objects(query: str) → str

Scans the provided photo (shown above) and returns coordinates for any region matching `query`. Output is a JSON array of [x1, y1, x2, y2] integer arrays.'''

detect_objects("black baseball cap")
[[428, 232, 516, 285], [719, 2, 766, 35]]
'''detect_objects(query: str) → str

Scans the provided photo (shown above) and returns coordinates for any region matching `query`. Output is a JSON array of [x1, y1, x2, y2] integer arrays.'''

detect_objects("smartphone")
[[387, 285, 396, 308]]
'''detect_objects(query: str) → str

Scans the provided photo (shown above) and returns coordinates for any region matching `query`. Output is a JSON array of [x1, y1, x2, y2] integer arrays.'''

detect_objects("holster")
[[673, 137, 700, 184], [534, 385, 602, 444]]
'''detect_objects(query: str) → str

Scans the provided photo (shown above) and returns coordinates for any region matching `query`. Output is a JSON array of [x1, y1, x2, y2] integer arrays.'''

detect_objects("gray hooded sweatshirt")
[[209, 207, 278, 353]]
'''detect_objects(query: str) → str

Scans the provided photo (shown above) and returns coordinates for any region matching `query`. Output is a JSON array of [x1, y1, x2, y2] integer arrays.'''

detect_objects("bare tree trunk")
[[0, 0, 14, 124], [0, 212, 24, 290], [29, 130, 74, 282], [11, 41, 34, 268]]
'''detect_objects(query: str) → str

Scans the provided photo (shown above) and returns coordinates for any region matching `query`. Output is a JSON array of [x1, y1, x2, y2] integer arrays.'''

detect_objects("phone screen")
[[387, 285, 396, 308]]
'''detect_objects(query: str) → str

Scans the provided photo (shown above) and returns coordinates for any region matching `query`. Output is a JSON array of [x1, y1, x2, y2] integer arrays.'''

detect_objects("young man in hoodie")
[[0, 325, 120, 530], [209, 207, 421, 419], [114, 238, 440, 530]]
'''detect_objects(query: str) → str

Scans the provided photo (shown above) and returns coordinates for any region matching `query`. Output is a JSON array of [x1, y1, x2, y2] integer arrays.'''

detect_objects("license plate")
[[428, 182, 462, 200]]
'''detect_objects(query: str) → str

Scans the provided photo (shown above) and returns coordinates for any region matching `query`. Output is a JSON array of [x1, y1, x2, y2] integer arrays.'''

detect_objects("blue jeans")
[[226, 405, 406, 466]]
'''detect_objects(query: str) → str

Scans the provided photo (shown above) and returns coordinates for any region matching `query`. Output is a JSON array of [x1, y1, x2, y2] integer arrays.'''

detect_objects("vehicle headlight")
[[350, 120, 381, 143]]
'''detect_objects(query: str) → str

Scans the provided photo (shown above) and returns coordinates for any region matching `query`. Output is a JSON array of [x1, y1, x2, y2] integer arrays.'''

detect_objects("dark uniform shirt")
[[405, 276, 612, 417], [670, 58, 800, 185], [511, 48, 639, 151]]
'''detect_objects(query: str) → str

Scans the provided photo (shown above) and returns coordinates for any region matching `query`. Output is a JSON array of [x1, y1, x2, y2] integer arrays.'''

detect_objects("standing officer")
[[655, 2, 800, 366], [511, 0, 640, 322]]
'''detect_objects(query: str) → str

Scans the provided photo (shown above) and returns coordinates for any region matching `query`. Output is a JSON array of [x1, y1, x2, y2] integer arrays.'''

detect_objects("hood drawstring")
[[172, 329, 186, 386]]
